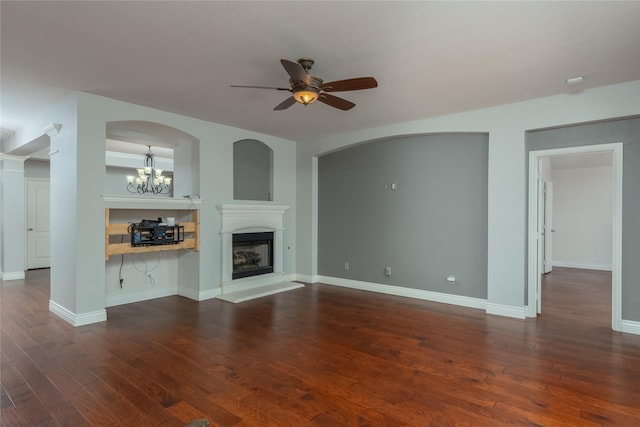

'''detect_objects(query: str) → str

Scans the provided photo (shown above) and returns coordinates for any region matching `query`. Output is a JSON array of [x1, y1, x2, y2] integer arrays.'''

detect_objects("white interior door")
[[27, 179, 51, 269], [543, 181, 554, 274]]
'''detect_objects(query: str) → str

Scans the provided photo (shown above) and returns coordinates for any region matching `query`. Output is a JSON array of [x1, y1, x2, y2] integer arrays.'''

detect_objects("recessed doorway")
[[527, 143, 622, 331]]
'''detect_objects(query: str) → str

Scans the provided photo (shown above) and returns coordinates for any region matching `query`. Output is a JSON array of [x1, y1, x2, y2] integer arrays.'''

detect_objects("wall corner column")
[[486, 129, 527, 319], [0, 154, 27, 280]]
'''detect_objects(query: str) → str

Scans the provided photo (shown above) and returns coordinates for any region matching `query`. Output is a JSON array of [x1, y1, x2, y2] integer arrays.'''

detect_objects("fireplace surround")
[[216, 204, 294, 299]]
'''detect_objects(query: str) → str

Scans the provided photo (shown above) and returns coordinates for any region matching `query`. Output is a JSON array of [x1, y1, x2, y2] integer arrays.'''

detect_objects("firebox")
[[232, 232, 274, 279]]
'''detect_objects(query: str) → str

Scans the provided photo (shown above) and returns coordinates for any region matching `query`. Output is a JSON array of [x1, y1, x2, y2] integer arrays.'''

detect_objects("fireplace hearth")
[[232, 232, 274, 279]]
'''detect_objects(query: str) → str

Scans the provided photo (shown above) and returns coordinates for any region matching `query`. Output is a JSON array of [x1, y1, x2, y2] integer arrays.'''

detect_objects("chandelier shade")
[[126, 145, 172, 194]]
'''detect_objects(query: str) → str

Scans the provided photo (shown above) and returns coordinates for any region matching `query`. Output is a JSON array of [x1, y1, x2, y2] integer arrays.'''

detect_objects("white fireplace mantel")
[[217, 204, 289, 234], [216, 204, 290, 290]]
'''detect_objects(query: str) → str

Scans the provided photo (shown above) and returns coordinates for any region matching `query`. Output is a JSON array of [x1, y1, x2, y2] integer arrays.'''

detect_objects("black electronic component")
[[130, 220, 184, 247]]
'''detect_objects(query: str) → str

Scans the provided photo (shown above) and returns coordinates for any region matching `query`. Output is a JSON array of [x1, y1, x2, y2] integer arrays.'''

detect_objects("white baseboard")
[[178, 286, 221, 301], [49, 300, 107, 327], [106, 287, 177, 307], [0, 271, 25, 281], [486, 302, 526, 319], [315, 276, 487, 311], [295, 274, 315, 284], [621, 320, 640, 336], [552, 261, 612, 271]]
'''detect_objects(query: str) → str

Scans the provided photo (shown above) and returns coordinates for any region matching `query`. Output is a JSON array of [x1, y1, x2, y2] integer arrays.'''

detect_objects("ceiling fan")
[[231, 58, 377, 111]]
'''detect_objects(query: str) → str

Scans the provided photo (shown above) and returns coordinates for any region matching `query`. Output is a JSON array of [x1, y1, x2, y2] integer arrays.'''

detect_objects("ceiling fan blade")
[[318, 93, 356, 111], [280, 59, 309, 85], [230, 85, 290, 91], [320, 77, 378, 92], [273, 96, 297, 111]]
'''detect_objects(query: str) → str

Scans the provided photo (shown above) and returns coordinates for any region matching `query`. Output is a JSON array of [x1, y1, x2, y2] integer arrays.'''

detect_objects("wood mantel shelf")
[[104, 208, 200, 260]]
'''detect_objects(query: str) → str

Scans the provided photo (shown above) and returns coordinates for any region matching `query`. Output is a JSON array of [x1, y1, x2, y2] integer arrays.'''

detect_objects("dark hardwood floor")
[[2, 268, 640, 426]]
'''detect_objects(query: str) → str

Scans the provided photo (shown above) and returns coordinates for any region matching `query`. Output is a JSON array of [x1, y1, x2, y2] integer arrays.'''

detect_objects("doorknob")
[[27, 228, 34, 231]]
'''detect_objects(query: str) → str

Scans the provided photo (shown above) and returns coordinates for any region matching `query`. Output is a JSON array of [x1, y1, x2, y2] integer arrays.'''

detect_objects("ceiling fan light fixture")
[[293, 87, 319, 105]]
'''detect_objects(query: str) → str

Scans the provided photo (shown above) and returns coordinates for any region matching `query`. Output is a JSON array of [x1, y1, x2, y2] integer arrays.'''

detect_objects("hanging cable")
[[118, 233, 125, 288], [133, 252, 164, 285]]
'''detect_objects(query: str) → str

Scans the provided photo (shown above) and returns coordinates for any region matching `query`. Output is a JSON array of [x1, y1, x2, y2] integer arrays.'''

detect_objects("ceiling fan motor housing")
[[297, 57, 315, 70]]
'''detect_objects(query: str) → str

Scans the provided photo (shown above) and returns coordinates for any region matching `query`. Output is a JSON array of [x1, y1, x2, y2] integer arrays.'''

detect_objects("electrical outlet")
[[385, 266, 391, 276], [344, 262, 350, 271]]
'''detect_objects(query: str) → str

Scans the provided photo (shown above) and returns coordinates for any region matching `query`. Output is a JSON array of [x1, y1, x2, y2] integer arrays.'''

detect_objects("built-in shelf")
[[105, 208, 199, 260]]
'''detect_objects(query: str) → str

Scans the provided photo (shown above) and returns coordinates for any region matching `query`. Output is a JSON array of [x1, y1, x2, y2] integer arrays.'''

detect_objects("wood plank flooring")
[[1, 268, 639, 426]]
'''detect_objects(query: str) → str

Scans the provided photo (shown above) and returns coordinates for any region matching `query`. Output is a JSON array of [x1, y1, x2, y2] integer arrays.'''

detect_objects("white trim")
[[216, 204, 290, 292], [0, 153, 28, 162], [102, 195, 202, 209], [486, 303, 526, 319], [0, 168, 26, 174], [621, 320, 640, 336], [217, 203, 290, 215], [49, 300, 107, 326], [295, 274, 315, 284], [107, 285, 224, 305], [0, 271, 25, 280], [42, 123, 61, 137], [527, 142, 623, 332], [178, 286, 221, 301], [106, 288, 177, 307], [552, 261, 612, 271], [315, 275, 486, 311]]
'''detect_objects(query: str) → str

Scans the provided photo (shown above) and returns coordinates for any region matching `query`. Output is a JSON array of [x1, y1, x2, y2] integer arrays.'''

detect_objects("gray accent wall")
[[318, 133, 488, 298], [526, 117, 640, 321]]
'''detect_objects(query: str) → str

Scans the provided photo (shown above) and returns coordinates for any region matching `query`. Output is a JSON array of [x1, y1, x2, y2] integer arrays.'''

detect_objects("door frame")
[[543, 180, 553, 275], [526, 142, 622, 331]]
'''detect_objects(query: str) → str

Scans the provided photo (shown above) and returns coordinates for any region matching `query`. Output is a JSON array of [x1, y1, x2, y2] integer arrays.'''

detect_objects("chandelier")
[[126, 145, 172, 194]]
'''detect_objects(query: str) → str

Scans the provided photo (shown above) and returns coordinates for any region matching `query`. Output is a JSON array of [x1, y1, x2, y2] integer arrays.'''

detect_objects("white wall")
[[6, 91, 298, 325], [296, 80, 640, 318], [552, 165, 613, 270], [0, 155, 26, 279], [83, 92, 298, 315]]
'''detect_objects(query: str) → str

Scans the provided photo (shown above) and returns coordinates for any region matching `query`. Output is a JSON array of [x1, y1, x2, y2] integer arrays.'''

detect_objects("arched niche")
[[105, 121, 200, 197], [233, 139, 273, 201]]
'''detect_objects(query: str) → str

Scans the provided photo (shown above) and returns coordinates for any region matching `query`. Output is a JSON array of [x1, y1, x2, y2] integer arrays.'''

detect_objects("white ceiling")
[[2, 1, 639, 145]]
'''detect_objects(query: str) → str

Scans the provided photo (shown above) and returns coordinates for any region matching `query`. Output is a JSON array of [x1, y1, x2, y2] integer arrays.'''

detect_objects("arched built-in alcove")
[[233, 139, 273, 201], [105, 121, 200, 198]]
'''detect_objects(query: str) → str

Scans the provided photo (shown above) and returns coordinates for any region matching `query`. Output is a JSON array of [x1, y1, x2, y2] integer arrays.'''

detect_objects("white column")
[[46, 96, 107, 326], [0, 154, 27, 280]]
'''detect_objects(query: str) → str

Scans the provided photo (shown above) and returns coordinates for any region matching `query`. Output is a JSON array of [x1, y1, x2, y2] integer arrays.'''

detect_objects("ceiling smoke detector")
[[566, 76, 585, 86]]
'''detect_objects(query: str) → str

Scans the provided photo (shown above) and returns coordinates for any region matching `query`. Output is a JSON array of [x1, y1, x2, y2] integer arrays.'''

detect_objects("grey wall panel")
[[526, 117, 640, 321], [318, 133, 488, 299], [233, 139, 273, 201], [24, 159, 50, 178]]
